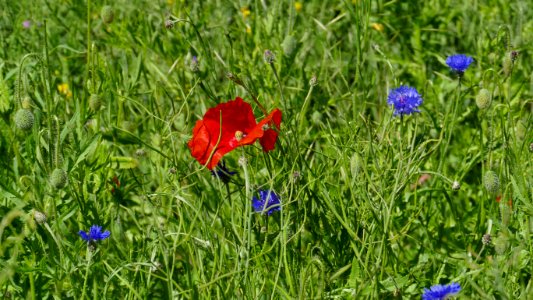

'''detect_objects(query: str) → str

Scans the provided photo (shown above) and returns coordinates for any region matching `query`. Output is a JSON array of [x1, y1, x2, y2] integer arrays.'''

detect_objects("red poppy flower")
[[188, 97, 282, 170]]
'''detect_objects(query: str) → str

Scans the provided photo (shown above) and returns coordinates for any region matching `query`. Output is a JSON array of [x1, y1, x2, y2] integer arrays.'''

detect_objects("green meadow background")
[[1, 0, 532, 298]]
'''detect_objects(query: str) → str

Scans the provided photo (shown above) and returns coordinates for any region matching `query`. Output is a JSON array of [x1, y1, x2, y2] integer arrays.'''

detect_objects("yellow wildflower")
[[294, 2, 302, 12], [371, 23, 384, 32], [57, 83, 72, 98], [241, 7, 251, 19]]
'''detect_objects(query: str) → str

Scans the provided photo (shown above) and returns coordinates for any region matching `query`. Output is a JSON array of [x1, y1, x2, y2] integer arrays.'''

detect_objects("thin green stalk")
[[81, 249, 93, 300]]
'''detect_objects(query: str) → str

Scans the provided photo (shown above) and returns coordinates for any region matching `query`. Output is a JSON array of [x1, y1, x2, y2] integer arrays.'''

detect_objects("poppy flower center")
[[235, 130, 244, 141]]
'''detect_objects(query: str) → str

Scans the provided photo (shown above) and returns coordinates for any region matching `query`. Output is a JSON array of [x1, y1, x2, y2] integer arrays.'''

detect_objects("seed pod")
[[89, 94, 102, 111], [14, 109, 35, 130], [50, 168, 68, 189], [475, 88, 491, 109], [101, 6, 114, 24], [483, 170, 500, 194]]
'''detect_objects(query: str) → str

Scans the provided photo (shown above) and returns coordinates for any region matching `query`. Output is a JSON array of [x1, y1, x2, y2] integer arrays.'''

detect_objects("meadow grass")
[[0, 0, 532, 299]]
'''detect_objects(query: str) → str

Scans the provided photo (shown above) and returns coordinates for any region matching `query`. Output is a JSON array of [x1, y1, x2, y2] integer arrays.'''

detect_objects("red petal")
[[259, 109, 282, 152], [188, 97, 257, 169]]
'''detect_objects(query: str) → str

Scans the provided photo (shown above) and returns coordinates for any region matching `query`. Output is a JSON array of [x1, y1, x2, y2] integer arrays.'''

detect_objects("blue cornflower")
[[422, 282, 461, 300], [387, 86, 423, 116], [445, 54, 473, 74], [211, 161, 236, 184], [252, 190, 281, 216], [79, 225, 110, 243]]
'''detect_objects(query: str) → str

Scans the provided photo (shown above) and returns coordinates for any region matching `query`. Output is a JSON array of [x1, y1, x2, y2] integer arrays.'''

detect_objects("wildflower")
[[79, 225, 110, 243], [422, 282, 461, 300], [371, 22, 384, 32], [188, 97, 282, 170], [211, 161, 236, 184], [189, 56, 199, 72], [57, 83, 72, 98], [241, 7, 251, 19], [263, 50, 276, 64], [445, 54, 473, 75], [22, 20, 31, 28], [252, 190, 281, 216], [387, 86, 423, 116], [294, 2, 303, 12]]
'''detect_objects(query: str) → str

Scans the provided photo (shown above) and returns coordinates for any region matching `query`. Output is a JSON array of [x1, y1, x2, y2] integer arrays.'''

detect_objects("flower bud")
[[483, 170, 500, 194], [165, 19, 174, 29], [89, 94, 102, 111], [503, 55, 512, 76], [50, 168, 68, 189], [33, 210, 47, 224], [309, 74, 318, 87], [14, 109, 35, 131], [482, 233, 491, 245], [263, 49, 275, 64], [475, 88, 491, 109], [281, 35, 297, 57], [101, 6, 114, 24]]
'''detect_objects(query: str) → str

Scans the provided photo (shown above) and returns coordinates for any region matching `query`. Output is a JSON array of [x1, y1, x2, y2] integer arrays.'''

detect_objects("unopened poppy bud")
[[89, 94, 101, 111], [101, 6, 114, 24], [281, 35, 297, 57], [503, 55, 512, 76], [452, 181, 461, 191], [475, 88, 491, 109], [483, 171, 500, 194], [14, 109, 35, 131], [50, 168, 68, 189], [235, 130, 244, 141], [33, 210, 47, 224], [263, 49, 275, 64]]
